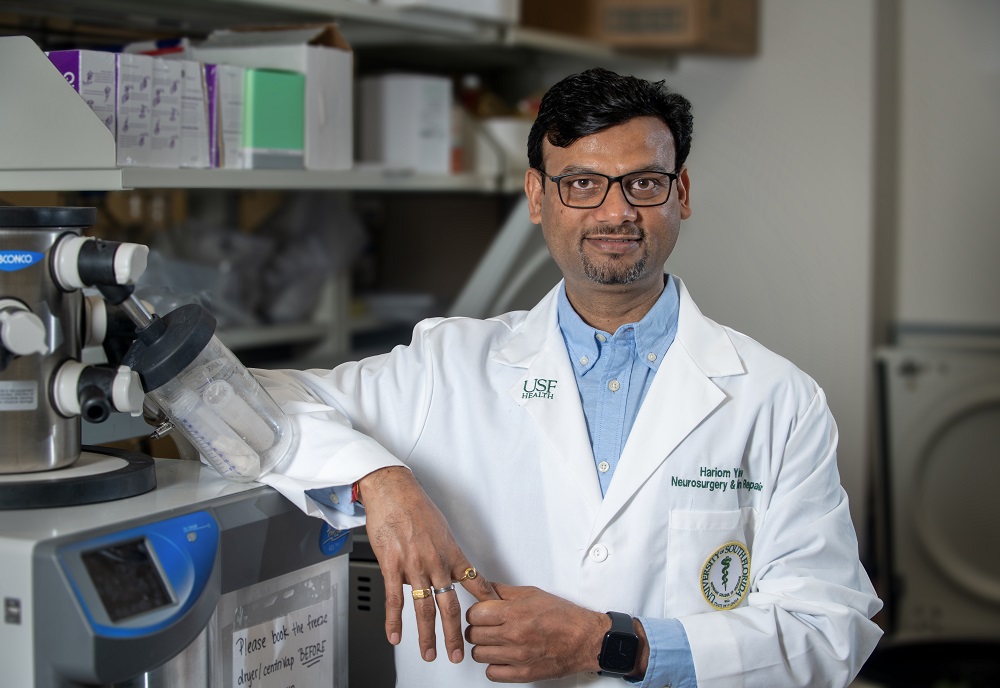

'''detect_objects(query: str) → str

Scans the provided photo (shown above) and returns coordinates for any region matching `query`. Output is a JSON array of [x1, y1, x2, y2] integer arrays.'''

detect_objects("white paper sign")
[[231, 597, 334, 688]]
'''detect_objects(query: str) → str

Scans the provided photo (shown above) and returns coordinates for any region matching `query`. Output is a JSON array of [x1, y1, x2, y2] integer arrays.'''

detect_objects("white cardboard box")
[[115, 53, 153, 167], [214, 64, 245, 169], [360, 73, 452, 174], [176, 60, 211, 168], [192, 25, 352, 171], [149, 58, 182, 167]]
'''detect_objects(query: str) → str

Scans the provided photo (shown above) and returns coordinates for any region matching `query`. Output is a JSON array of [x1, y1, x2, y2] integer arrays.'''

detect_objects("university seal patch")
[[700, 541, 751, 610]]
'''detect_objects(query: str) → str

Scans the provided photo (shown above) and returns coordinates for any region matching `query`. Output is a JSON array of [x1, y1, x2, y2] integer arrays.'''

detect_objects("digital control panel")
[[57, 510, 220, 636]]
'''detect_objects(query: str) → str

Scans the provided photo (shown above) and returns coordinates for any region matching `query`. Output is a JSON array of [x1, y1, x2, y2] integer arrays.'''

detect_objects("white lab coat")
[[257, 277, 883, 688]]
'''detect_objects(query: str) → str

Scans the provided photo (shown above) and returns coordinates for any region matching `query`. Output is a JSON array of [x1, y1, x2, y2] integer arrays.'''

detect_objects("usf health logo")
[[700, 541, 751, 610], [522, 378, 558, 400]]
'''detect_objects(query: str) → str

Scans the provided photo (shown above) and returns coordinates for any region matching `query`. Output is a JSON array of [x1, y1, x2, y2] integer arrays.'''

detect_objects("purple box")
[[205, 64, 220, 168], [45, 50, 116, 135]]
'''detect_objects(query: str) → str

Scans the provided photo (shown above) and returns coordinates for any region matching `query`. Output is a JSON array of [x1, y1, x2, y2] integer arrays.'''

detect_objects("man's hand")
[[465, 584, 647, 683], [358, 466, 499, 664]]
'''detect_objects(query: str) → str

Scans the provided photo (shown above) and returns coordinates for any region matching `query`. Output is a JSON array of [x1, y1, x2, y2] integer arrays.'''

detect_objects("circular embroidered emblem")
[[700, 541, 751, 610]]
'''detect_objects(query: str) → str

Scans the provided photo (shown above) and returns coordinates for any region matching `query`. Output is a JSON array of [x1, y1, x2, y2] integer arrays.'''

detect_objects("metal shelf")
[[0, 35, 527, 192]]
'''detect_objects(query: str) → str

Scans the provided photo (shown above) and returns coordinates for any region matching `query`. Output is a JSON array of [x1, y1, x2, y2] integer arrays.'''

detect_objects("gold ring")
[[411, 588, 432, 600], [433, 584, 455, 594], [457, 567, 478, 582]]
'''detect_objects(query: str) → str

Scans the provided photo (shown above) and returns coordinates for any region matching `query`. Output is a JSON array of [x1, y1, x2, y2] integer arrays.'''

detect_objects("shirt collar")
[[557, 275, 680, 374]]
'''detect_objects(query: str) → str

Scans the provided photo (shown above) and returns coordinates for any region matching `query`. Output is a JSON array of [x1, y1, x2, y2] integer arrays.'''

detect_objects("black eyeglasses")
[[540, 169, 678, 209]]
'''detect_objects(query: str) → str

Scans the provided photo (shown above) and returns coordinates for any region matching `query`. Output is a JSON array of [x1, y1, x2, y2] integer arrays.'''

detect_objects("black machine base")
[[0, 446, 156, 509]]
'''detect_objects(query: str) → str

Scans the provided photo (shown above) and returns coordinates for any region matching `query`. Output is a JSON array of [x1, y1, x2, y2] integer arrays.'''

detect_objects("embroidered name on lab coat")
[[670, 466, 764, 493]]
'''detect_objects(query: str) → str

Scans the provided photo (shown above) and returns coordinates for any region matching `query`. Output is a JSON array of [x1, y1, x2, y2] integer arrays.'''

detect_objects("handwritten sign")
[[231, 598, 334, 688]]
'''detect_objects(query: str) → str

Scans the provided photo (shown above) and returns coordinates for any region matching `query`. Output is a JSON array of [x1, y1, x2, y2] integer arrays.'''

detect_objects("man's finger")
[[410, 581, 439, 661], [457, 565, 500, 602], [433, 584, 466, 663], [382, 575, 405, 646]]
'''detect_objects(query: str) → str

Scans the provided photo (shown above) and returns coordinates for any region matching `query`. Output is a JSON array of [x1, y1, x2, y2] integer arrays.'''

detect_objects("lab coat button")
[[608, 379, 620, 392], [591, 544, 609, 562], [598, 461, 610, 473]]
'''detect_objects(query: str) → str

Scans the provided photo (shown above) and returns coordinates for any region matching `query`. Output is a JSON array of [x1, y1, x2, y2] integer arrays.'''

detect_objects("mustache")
[[581, 223, 643, 239]]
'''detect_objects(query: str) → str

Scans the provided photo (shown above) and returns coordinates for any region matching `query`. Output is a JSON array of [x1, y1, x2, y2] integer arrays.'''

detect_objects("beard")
[[579, 224, 648, 285]]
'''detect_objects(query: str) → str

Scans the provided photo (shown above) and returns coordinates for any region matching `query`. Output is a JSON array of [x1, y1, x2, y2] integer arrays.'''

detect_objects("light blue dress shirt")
[[557, 276, 696, 688]]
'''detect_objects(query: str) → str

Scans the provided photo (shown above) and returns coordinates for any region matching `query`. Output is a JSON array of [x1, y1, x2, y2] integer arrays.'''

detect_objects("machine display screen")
[[80, 537, 173, 622]]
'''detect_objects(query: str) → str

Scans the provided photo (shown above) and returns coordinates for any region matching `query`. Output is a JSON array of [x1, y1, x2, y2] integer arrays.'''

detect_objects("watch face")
[[601, 631, 639, 673]]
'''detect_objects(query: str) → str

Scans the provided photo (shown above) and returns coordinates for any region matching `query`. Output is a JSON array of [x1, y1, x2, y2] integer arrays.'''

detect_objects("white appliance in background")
[[871, 345, 1000, 672]]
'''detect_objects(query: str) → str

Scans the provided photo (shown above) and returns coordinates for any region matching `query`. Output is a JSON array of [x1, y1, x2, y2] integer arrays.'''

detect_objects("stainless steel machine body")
[[0, 207, 88, 473]]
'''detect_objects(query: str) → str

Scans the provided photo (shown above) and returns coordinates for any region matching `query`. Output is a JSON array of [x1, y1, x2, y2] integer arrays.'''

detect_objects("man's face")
[[525, 116, 692, 303]]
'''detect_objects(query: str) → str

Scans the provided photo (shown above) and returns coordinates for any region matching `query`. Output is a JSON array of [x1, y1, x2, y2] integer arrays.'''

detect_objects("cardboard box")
[[377, 0, 519, 24], [192, 24, 352, 170], [521, 0, 758, 54], [243, 69, 305, 169], [215, 64, 246, 169], [115, 53, 154, 166], [204, 64, 222, 167], [45, 50, 117, 136], [149, 58, 182, 168], [360, 74, 452, 174], [176, 60, 211, 168]]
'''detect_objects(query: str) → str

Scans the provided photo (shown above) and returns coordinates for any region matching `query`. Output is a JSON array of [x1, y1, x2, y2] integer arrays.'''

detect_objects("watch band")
[[598, 611, 640, 678]]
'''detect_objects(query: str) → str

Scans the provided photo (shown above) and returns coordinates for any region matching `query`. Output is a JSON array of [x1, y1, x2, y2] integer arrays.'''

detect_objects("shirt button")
[[598, 460, 610, 473], [596, 333, 607, 343], [608, 379, 620, 392], [647, 352, 657, 362], [590, 544, 609, 562], [579, 355, 589, 366]]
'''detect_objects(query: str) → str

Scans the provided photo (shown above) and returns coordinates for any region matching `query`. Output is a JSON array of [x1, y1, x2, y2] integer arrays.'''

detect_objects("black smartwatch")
[[598, 611, 640, 678]]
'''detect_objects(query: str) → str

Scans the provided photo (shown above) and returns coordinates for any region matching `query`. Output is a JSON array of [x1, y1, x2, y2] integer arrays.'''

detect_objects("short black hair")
[[527, 68, 693, 172]]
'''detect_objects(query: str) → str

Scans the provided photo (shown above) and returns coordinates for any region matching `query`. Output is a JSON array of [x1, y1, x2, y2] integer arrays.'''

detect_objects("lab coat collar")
[[498, 283, 604, 517], [492, 277, 747, 531], [492, 277, 743, 379]]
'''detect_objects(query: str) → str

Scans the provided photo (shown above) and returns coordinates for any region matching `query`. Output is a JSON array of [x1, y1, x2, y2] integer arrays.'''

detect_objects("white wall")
[[896, 0, 1000, 331], [635, 1, 877, 535]]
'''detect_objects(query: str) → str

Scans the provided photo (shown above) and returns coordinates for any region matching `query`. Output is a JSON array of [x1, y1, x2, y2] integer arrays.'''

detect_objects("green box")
[[243, 69, 305, 168]]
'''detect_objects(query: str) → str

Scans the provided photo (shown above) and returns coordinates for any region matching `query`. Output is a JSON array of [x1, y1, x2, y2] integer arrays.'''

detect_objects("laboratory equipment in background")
[[865, 344, 1000, 685], [1, 456, 350, 688], [0, 206, 349, 686]]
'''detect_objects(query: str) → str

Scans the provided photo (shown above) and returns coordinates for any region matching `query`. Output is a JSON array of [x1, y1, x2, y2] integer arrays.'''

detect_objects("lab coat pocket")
[[664, 508, 757, 617]]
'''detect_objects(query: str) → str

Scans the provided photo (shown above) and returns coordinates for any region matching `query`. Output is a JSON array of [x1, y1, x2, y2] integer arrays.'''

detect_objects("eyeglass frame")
[[537, 168, 680, 209]]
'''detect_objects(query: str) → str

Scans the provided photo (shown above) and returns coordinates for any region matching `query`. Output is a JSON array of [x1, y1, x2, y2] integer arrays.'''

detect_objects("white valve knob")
[[0, 302, 47, 356], [114, 243, 149, 286], [52, 235, 91, 290], [83, 294, 108, 347], [52, 235, 150, 290], [112, 365, 145, 417], [52, 360, 86, 416]]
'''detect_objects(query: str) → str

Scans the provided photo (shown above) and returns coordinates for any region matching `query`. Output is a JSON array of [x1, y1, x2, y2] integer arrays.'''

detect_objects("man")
[[258, 68, 882, 687]]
